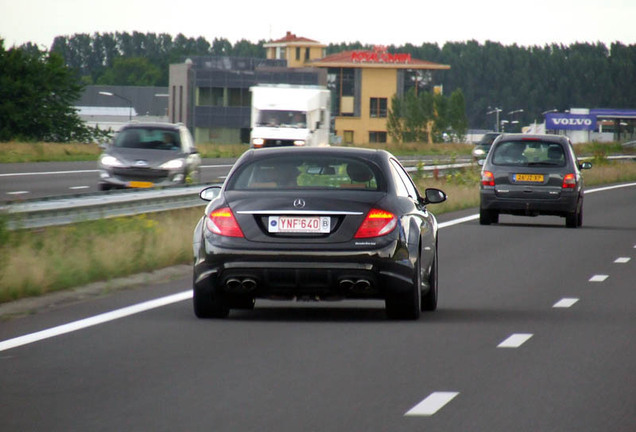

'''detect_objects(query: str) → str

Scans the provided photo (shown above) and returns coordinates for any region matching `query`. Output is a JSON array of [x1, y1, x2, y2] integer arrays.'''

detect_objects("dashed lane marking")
[[405, 392, 459, 416], [497, 333, 533, 348], [589, 274, 609, 282], [614, 257, 630, 264], [553, 298, 579, 308]]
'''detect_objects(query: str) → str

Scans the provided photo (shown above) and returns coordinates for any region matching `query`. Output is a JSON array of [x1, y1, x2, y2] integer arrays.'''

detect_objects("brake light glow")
[[562, 173, 577, 189], [206, 207, 244, 237], [481, 171, 495, 186], [354, 209, 397, 238]]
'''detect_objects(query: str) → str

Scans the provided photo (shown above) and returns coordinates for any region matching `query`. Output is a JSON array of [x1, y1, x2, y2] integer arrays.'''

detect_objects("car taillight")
[[481, 171, 495, 186], [562, 173, 577, 189], [206, 207, 244, 237], [354, 209, 397, 238]]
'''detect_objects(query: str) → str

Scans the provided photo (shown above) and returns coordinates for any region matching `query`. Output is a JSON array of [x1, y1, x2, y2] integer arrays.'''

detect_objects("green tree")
[[447, 89, 468, 140], [0, 39, 103, 142], [96, 56, 162, 86], [387, 89, 435, 143]]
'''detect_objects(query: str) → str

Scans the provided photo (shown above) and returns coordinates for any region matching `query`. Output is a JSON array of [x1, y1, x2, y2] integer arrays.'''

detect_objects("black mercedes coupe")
[[192, 147, 446, 320]]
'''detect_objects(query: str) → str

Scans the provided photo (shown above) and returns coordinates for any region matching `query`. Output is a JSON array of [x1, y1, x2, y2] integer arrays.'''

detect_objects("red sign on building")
[[350, 46, 412, 64]]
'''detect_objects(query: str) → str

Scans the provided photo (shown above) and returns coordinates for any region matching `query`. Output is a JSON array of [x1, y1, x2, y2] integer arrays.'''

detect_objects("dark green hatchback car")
[[479, 134, 592, 228]]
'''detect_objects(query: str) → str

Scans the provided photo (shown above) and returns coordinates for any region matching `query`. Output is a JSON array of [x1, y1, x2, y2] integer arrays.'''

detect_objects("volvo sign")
[[546, 113, 596, 131]]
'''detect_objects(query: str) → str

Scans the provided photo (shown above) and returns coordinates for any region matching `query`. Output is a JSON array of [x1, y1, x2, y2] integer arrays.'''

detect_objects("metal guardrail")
[[1, 186, 211, 230]]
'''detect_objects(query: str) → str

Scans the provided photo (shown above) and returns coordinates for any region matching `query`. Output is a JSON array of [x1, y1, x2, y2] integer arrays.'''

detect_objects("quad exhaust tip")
[[225, 278, 257, 292], [339, 278, 373, 294]]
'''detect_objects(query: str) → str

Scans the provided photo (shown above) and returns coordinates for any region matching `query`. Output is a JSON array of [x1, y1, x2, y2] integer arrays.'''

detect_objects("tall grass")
[[0, 141, 102, 163], [0, 209, 203, 303]]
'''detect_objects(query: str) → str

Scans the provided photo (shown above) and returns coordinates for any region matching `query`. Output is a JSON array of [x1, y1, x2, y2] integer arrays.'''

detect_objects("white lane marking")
[[69, 186, 90, 190], [0, 291, 192, 352], [0, 170, 97, 177], [553, 298, 579, 308], [589, 274, 609, 282], [201, 164, 234, 169], [438, 214, 479, 228], [497, 333, 533, 348], [614, 257, 630, 263], [6, 191, 29, 195], [584, 182, 636, 194], [405, 392, 459, 416]]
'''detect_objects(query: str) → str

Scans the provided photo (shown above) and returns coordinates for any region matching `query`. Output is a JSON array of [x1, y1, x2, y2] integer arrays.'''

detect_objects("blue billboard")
[[545, 113, 596, 131]]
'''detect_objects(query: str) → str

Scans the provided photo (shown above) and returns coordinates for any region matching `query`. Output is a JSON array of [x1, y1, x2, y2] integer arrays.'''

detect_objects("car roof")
[[496, 133, 568, 144], [239, 146, 393, 161], [119, 122, 183, 131]]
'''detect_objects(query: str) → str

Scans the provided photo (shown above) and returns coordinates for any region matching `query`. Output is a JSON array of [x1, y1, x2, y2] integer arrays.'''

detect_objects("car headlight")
[[252, 138, 265, 148], [293, 140, 306, 146], [100, 155, 124, 167], [160, 158, 185, 170]]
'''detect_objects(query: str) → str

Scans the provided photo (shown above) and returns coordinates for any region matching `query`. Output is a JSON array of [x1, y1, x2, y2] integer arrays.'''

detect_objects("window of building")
[[227, 88, 250, 107], [198, 87, 224, 106], [328, 68, 356, 117], [341, 68, 355, 97], [370, 98, 387, 118], [305, 48, 310, 61], [403, 69, 433, 96], [296, 47, 301, 61], [343, 130, 354, 144], [369, 131, 387, 143]]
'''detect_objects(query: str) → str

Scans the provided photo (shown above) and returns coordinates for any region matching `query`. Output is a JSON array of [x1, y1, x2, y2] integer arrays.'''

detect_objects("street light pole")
[[99, 91, 133, 121], [487, 107, 502, 132]]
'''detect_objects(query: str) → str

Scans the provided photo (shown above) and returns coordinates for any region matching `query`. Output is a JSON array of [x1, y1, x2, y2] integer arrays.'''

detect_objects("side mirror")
[[421, 188, 447, 205], [579, 161, 592, 170], [199, 185, 222, 201], [477, 159, 485, 167]]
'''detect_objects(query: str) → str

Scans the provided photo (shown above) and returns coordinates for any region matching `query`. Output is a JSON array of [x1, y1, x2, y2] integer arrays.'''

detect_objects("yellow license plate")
[[514, 174, 544, 183], [128, 181, 154, 188]]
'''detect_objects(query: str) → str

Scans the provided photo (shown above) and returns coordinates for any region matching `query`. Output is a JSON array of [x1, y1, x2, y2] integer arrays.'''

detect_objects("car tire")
[[565, 200, 582, 228], [421, 247, 438, 312], [193, 282, 230, 318], [386, 257, 422, 320], [480, 208, 498, 225], [98, 183, 111, 191]]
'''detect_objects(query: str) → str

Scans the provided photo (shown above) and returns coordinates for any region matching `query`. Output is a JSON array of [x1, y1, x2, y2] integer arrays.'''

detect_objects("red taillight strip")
[[354, 209, 397, 238], [481, 171, 495, 186], [206, 207, 244, 237], [562, 173, 577, 189]]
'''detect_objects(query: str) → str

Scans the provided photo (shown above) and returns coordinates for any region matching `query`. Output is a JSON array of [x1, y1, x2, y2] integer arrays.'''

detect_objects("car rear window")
[[491, 140, 566, 167], [227, 156, 382, 191], [115, 128, 181, 151]]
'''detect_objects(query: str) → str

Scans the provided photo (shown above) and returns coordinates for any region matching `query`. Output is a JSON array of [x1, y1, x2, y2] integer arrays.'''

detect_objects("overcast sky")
[[1, 0, 635, 50]]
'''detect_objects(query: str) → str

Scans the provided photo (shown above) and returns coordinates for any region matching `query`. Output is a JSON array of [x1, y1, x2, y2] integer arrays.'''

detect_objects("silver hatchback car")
[[98, 122, 201, 190], [479, 134, 592, 228]]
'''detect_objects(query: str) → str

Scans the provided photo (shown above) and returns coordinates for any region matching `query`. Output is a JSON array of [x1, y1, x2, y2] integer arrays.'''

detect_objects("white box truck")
[[250, 84, 331, 148]]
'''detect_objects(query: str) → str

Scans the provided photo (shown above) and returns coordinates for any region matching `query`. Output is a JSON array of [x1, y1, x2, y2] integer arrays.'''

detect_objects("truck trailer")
[[250, 84, 331, 148]]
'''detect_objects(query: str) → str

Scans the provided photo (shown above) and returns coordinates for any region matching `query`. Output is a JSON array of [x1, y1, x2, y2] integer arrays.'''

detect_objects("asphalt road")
[[0, 183, 634, 431], [0, 159, 235, 200]]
